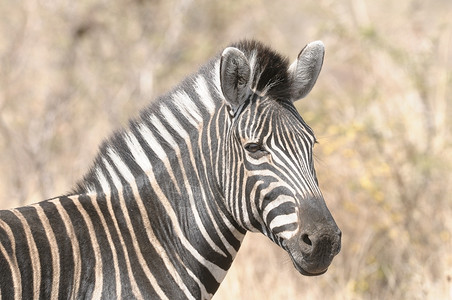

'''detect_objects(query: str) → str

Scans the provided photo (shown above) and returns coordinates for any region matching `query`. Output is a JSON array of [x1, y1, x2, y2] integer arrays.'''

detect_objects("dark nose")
[[300, 229, 342, 254], [299, 228, 342, 273]]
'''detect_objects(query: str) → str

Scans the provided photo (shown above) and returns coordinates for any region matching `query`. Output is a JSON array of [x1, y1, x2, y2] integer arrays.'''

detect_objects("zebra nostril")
[[301, 233, 312, 247]]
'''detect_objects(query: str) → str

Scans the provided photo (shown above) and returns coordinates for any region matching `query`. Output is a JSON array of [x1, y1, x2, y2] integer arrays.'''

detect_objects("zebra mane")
[[231, 40, 291, 101], [71, 40, 293, 195]]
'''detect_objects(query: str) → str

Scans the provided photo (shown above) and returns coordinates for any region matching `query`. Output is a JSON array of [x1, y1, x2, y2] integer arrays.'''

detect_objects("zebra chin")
[[291, 257, 329, 277]]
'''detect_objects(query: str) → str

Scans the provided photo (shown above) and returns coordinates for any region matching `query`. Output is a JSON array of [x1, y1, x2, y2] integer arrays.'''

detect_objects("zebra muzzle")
[[288, 228, 342, 276], [283, 197, 342, 276]]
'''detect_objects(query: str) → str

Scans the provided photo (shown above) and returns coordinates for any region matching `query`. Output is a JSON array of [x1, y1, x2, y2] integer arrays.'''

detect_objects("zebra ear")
[[220, 47, 251, 114], [289, 41, 325, 101]]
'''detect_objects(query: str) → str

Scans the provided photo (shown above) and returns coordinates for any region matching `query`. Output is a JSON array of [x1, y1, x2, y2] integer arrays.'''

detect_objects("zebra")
[[0, 39, 341, 299]]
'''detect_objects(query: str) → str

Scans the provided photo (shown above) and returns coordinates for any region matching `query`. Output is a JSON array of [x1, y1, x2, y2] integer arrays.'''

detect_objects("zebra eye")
[[244, 142, 262, 153]]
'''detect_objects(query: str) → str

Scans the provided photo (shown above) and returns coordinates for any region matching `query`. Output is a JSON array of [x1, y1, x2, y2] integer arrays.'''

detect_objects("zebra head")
[[219, 41, 341, 276]]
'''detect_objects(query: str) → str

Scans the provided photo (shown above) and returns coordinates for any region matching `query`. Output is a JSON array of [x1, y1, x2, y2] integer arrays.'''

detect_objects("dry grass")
[[1, 0, 451, 298]]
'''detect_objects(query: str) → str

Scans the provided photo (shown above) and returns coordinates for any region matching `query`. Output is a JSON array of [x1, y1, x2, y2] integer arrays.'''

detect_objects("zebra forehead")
[[239, 99, 315, 138], [230, 40, 291, 101]]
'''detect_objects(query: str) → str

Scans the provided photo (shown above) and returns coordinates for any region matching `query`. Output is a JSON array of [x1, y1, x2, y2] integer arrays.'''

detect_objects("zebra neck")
[[65, 60, 247, 296]]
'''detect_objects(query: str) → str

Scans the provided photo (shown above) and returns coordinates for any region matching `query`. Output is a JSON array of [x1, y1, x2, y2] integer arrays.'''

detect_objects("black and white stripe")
[[0, 40, 341, 299]]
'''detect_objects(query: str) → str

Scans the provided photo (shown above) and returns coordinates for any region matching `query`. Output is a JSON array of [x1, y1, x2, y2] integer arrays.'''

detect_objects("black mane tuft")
[[232, 40, 291, 101]]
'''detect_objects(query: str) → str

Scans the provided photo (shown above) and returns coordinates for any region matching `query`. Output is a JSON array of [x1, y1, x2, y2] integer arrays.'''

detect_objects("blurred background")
[[0, 0, 451, 298]]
